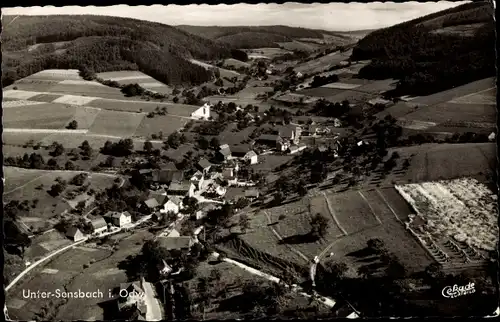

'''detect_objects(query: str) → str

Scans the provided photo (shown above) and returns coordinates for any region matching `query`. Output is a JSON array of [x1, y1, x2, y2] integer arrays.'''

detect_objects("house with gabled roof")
[[152, 168, 184, 184], [117, 277, 148, 320], [231, 144, 253, 158], [105, 211, 132, 227], [160, 196, 183, 215], [65, 227, 85, 242], [167, 180, 195, 197], [216, 144, 232, 162], [143, 198, 160, 211], [147, 190, 168, 206], [243, 150, 258, 164], [90, 216, 108, 234], [197, 158, 212, 174], [157, 235, 195, 251]]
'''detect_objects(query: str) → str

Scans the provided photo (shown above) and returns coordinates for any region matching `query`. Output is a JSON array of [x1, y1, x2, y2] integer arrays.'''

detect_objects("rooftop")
[[157, 236, 195, 250], [91, 216, 107, 229], [168, 180, 193, 192], [198, 158, 212, 169], [144, 198, 160, 209]]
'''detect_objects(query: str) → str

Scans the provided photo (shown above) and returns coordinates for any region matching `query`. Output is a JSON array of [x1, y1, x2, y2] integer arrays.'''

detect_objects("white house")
[[110, 211, 132, 227], [65, 227, 85, 242], [160, 197, 182, 215], [243, 151, 258, 165], [191, 103, 211, 120]]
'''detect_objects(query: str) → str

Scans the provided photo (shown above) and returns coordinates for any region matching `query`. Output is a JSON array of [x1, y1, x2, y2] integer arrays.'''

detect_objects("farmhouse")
[[231, 144, 253, 158], [157, 235, 195, 251], [160, 196, 183, 215], [148, 189, 168, 205], [244, 188, 260, 200], [190, 102, 211, 120], [91, 216, 108, 234], [197, 158, 212, 173], [257, 134, 283, 150], [217, 144, 232, 161], [223, 167, 236, 179], [143, 198, 161, 211], [278, 125, 301, 144], [167, 181, 195, 197], [243, 150, 258, 165], [105, 211, 132, 227], [152, 168, 184, 184], [65, 227, 85, 242]]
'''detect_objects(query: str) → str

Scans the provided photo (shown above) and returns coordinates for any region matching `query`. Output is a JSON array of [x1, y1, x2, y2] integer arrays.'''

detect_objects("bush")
[[66, 120, 78, 129]]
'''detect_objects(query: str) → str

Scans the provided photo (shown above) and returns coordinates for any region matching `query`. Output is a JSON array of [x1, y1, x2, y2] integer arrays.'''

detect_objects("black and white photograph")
[[1, 1, 498, 320]]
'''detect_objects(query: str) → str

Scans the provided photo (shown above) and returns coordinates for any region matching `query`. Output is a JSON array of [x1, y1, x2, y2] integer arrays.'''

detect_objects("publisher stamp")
[[442, 282, 475, 298]]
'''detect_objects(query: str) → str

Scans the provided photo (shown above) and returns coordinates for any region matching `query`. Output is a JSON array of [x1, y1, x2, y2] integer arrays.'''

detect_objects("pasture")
[[2, 132, 52, 146], [70, 107, 102, 129], [278, 40, 320, 52], [3, 104, 77, 129], [389, 143, 496, 183], [97, 70, 174, 95], [3, 167, 118, 231], [133, 114, 188, 138], [223, 58, 250, 69], [88, 110, 145, 137], [251, 155, 294, 172], [294, 50, 352, 74], [189, 59, 240, 78], [409, 77, 495, 106], [324, 90, 377, 104], [244, 47, 292, 59]]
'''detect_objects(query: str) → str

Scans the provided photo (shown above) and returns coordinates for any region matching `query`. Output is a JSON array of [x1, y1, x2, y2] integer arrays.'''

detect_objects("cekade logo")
[[442, 282, 475, 298]]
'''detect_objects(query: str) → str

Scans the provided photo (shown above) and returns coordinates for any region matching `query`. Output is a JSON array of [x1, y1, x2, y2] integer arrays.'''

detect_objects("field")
[[3, 167, 118, 231], [223, 58, 250, 69], [294, 49, 352, 74], [389, 143, 496, 183], [236, 186, 433, 279], [278, 40, 320, 52], [189, 59, 240, 78], [243, 47, 292, 59], [6, 229, 155, 321], [409, 77, 495, 106], [398, 102, 496, 131], [296, 87, 345, 97], [97, 70, 174, 95], [133, 114, 189, 138], [323, 89, 377, 104], [3, 104, 77, 129], [88, 110, 145, 137]]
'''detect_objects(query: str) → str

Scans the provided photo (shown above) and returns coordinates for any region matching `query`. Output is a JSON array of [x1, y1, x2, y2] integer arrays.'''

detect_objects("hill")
[[176, 25, 356, 49], [1, 15, 237, 87], [351, 1, 495, 96]]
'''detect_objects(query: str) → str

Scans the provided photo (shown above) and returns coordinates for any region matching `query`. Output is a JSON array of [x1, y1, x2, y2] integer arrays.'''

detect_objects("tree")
[[65, 161, 75, 170], [310, 213, 330, 239], [79, 140, 93, 159], [143, 140, 153, 153], [66, 120, 78, 129], [70, 173, 88, 186], [239, 214, 251, 233], [197, 136, 209, 150], [297, 181, 308, 197], [51, 142, 65, 157], [210, 137, 220, 150], [48, 183, 65, 197], [367, 238, 385, 254], [47, 158, 59, 169]]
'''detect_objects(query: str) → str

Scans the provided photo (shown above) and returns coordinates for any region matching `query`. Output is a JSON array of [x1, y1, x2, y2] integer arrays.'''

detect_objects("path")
[[321, 192, 348, 236], [262, 210, 310, 263], [143, 281, 163, 321], [5, 237, 89, 292], [357, 191, 382, 224]]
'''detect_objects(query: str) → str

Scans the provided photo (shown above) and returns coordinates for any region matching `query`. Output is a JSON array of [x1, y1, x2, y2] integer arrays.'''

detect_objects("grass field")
[[3, 167, 118, 231], [278, 40, 320, 52], [223, 58, 251, 69], [323, 191, 381, 235], [3, 104, 76, 129], [244, 48, 292, 59], [450, 87, 496, 105], [2, 132, 52, 146], [294, 50, 352, 74], [4, 166, 48, 193], [389, 143, 496, 183], [399, 102, 496, 128], [324, 89, 376, 104], [88, 110, 145, 137], [133, 114, 188, 138], [29, 93, 65, 103], [296, 87, 345, 97], [409, 77, 495, 106], [352, 78, 397, 94]]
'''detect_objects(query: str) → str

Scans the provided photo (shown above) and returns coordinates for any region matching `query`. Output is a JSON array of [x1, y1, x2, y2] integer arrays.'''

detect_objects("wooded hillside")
[[351, 1, 495, 96]]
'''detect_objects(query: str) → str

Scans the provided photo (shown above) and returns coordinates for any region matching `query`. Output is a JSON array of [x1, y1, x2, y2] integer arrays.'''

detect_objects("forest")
[[351, 1, 495, 96], [1, 15, 241, 86]]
